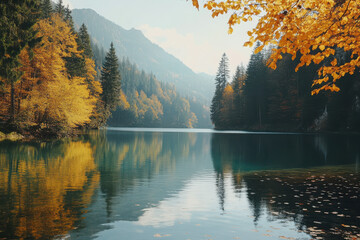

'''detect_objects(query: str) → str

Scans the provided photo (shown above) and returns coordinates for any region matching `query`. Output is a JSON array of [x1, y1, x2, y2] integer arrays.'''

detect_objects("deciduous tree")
[[19, 15, 96, 131], [191, 0, 360, 94]]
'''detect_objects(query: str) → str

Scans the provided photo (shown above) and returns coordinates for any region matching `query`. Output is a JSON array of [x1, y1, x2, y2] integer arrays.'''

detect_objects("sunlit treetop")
[[191, 0, 360, 94]]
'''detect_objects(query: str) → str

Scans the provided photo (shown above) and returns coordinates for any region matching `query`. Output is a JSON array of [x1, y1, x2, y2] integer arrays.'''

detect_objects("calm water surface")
[[0, 128, 359, 240]]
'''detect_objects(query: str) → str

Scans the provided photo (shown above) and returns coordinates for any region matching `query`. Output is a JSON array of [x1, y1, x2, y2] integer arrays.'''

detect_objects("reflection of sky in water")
[[1, 129, 359, 240], [96, 171, 311, 240]]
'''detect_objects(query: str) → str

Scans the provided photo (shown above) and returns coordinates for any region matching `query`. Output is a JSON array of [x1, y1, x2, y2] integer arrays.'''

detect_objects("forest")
[[211, 47, 360, 131], [196, 0, 360, 131], [2, 0, 360, 138], [0, 0, 209, 138]]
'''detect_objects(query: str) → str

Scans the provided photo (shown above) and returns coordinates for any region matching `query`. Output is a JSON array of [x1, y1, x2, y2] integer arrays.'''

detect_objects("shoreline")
[[2, 127, 360, 143]]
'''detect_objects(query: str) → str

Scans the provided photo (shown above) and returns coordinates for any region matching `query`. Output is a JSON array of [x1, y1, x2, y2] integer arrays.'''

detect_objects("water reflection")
[[0, 130, 359, 240], [211, 133, 360, 171], [211, 133, 360, 239], [0, 141, 99, 239]]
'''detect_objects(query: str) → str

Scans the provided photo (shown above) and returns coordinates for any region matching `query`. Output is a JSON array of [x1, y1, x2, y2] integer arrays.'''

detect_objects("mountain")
[[71, 8, 214, 103]]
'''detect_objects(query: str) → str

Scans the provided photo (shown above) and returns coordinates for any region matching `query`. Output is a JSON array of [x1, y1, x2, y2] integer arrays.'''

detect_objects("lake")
[[0, 128, 359, 240]]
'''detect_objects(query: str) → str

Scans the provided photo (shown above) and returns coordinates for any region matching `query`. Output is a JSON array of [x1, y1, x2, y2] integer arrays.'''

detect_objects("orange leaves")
[[254, 45, 264, 54], [18, 15, 96, 128], [192, 0, 360, 94], [192, 0, 199, 9], [311, 83, 340, 95], [331, 59, 337, 67]]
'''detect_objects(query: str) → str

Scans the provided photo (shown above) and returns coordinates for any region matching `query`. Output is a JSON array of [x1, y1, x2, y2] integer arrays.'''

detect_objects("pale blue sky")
[[64, 0, 256, 76]]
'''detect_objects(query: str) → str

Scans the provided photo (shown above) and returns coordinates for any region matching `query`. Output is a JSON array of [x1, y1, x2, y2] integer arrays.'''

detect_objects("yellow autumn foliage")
[[19, 15, 96, 128], [119, 89, 130, 110], [0, 141, 99, 239], [191, 0, 360, 94], [220, 84, 235, 123]]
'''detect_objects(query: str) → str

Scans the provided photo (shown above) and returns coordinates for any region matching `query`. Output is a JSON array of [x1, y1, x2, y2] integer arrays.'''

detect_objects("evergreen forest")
[[210, 44, 360, 131]]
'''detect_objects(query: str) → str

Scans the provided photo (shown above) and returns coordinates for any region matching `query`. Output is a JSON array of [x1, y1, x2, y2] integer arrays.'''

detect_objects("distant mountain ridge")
[[71, 8, 214, 102]]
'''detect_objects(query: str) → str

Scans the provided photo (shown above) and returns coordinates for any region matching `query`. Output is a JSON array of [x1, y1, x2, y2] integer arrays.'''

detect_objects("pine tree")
[[63, 13, 86, 79], [78, 24, 93, 59], [40, 0, 52, 19], [243, 42, 268, 128], [101, 43, 121, 112], [64, 5, 74, 30], [210, 53, 230, 127], [0, 0, 40, 123], [54, 0, 65, 17], [231, 64, 246, 127]]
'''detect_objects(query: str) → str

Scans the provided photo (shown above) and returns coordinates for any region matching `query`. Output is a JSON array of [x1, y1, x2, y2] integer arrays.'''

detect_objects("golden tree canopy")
[[20, 15, 96, 128], [192, 0, 360, 94]]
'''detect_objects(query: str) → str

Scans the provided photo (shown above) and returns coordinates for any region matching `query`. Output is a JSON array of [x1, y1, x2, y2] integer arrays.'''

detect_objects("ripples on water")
[[0, 128, 359, 239]]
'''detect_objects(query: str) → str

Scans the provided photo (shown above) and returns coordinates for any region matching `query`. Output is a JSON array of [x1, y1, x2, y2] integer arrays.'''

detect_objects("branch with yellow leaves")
[[190, 0, 359, 94]]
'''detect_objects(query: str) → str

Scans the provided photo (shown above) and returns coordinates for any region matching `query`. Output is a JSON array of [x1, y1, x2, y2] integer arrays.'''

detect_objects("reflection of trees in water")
[[0, 140, 99, 240], [211, 133, 360, 172], [0, 131, 203, 239], [210, 133, 360, 239], [85, 131, 200, 217], [242, 169, 360, 239]]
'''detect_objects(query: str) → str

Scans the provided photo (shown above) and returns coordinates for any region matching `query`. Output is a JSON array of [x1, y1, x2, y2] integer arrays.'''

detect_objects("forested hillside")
[[0, 0, 211, 139], [210, 45, 360, 131], [91, 41, 211, 128], [71, 8, 214, 102]]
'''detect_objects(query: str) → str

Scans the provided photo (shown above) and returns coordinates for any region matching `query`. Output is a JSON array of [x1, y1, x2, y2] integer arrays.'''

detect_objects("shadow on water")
[[1, 130, 359, 239], [210, 133, 360, 172], [0, 130, 209, 239], [211, 133, 360, 240]]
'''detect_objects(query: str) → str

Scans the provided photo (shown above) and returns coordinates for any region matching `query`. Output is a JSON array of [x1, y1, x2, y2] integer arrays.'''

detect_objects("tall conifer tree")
[[243, 42, 268, 127], [40, 0, 52, 19], [55, 0, 65, 17], [210, 53, 229, 127], [231, 65, 246, 126], [101, 43, 121, 112], [78, 24, 93, 59]]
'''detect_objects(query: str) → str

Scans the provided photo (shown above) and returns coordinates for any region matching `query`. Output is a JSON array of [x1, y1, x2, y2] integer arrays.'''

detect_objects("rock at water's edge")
[[6, 132, 24, 141]]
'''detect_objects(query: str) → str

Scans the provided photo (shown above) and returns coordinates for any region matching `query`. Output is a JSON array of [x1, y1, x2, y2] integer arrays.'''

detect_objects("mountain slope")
[[72, 8, 214, 102]]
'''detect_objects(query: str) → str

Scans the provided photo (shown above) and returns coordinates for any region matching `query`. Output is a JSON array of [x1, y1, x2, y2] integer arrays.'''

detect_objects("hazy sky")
[[64, 0, 256, 76]]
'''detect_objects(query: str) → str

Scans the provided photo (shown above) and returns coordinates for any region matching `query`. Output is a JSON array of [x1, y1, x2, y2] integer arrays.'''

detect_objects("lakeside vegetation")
[[0, 0, 208, 139], [210, 47, 360, 131], [196, 0, 360, 131], [1, 0, 360, 139]]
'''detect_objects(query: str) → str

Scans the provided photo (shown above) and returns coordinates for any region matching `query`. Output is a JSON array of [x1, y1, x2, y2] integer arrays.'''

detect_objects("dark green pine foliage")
[[77, 23, 98, 95], [54, 0, 65, 17], [243, 42, 268, 128], [101, 43, 121, 112], [64, 5, 74, 30], [211, 53, 229, 127], [91, 42, 106, 79], [40, 0, 52, 19], [0, 0, 40, 123], [231, 64, 246, 127], [62, 7, 87, 79], [78, 24, 93, 59]]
